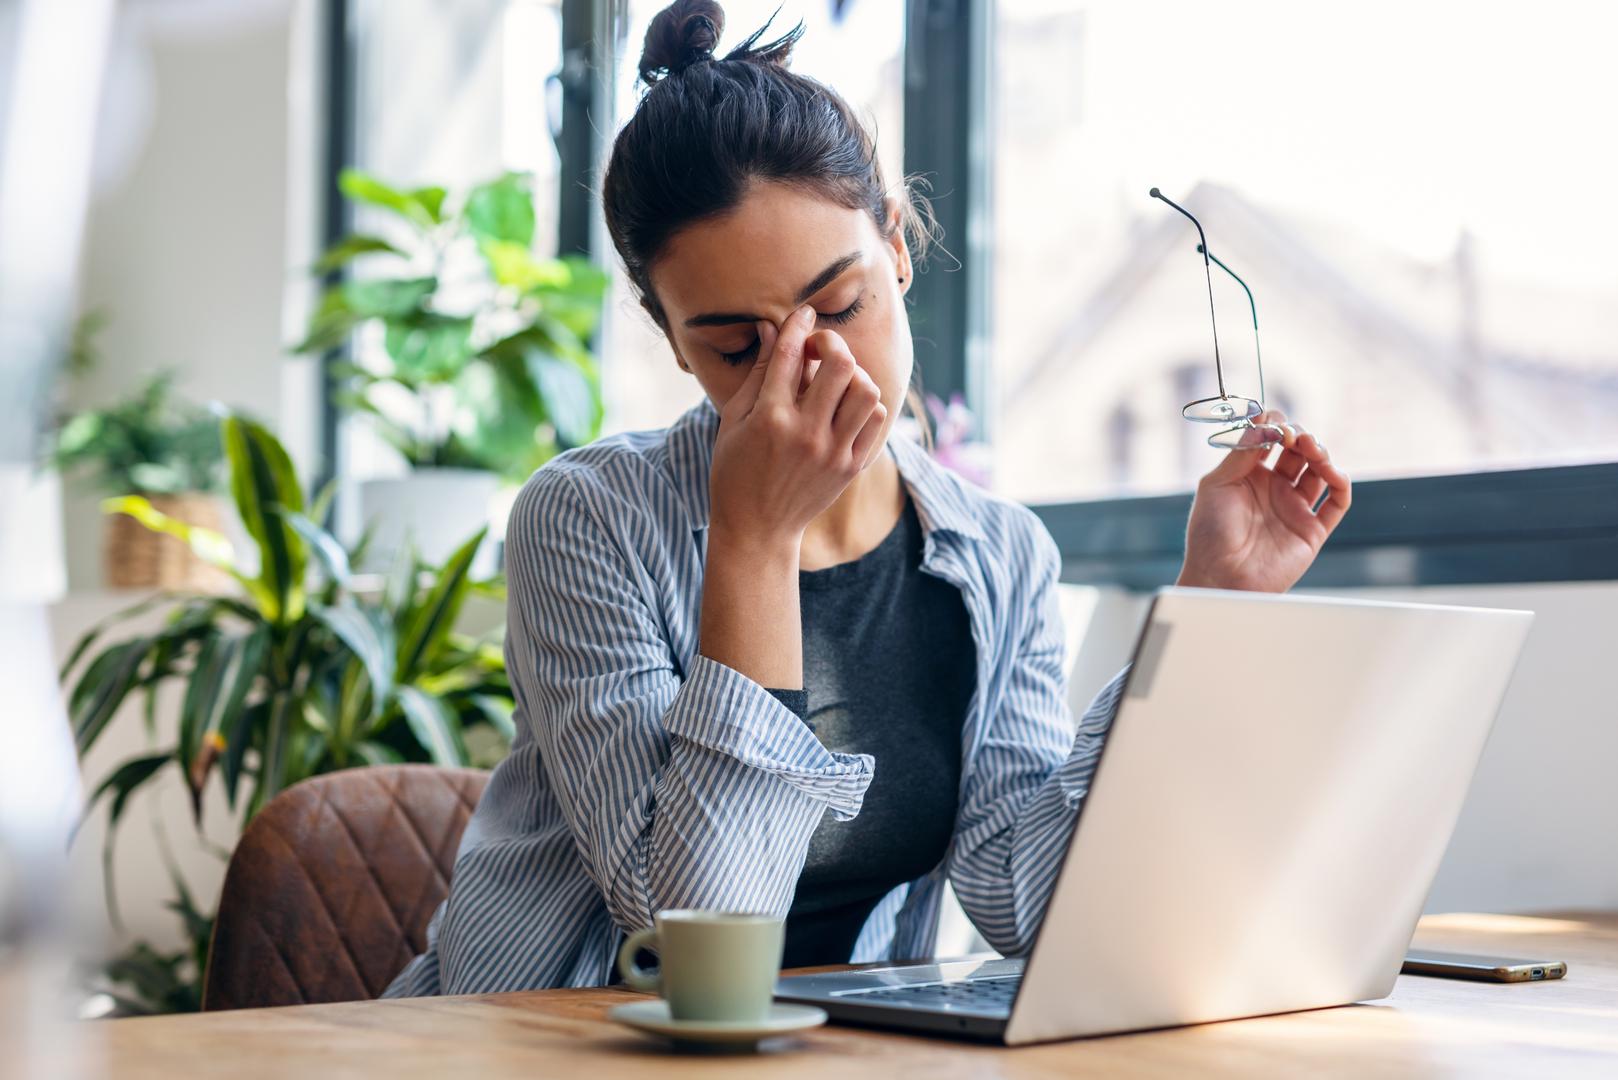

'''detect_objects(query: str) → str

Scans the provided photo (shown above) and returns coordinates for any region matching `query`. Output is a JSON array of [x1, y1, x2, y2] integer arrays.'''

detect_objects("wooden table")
[[52, 913, 1618, 1079]]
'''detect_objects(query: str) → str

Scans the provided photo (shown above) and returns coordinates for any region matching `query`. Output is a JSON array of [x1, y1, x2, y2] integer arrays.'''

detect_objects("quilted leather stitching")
[[204, 765, 488, 1011]]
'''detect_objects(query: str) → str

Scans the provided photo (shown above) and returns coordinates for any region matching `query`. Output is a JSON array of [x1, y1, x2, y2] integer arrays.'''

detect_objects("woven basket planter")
[[104, 493, 233, 591]]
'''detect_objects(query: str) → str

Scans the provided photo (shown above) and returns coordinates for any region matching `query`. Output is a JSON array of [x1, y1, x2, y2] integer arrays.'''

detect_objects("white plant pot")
[[358, 469, 499, 576]]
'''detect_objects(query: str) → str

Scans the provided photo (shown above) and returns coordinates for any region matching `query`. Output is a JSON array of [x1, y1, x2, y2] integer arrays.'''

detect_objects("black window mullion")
[[903, 0, 993, 433]]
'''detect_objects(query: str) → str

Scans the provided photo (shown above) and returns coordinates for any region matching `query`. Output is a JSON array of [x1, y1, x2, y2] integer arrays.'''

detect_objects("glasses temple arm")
[[1198, 244, 1264, 407], [1150, 188, 1226, 398]]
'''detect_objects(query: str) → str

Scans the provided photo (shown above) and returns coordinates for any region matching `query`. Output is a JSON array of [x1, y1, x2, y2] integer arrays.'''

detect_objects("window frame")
[[325, 0, 1618, 589]]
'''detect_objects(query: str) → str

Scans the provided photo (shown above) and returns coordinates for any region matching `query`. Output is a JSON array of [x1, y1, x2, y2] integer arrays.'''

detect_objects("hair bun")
[[639, 0, 726, 85]]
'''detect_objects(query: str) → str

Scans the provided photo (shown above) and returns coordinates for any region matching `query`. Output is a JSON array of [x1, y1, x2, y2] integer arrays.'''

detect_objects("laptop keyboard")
[[841, 974, 1022, 1011]]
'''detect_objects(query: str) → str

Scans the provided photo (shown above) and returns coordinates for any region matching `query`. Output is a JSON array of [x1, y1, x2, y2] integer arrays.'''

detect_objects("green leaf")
[[408, 185, 447, 223], [395, 686, 468, 766], [342, 276, 436, 320], [338, 169, 439, 228], [59, 592, 177, 682], [396, 528, 486, 682], [529, 352, 598, 448], [468, 693, 516, 741], [220, 700, 267, 809], [178, 633, 229, 777], [308, 477, 338, 529], [222, 416, 307, 626], [314, 233, 405, 274], [291, 286, 360, 354], [479, 240, 568, 291], [71, 638, 152, 755], [464, 172, 535, 248], [100, 496, 238, 574], [314, 603, 396, 714], [284, 510, 351, 588], [82, 752, 171, 837], [252, 693, 297, 814], [383, 312, 472, 380]]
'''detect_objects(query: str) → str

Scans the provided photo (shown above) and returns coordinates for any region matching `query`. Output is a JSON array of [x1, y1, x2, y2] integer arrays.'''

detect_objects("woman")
[[385, 0, 1349, 997]]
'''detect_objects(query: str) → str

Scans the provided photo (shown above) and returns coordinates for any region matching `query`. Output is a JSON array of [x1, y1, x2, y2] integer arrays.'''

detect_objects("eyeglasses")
[[1150, 187, 1283, 451]]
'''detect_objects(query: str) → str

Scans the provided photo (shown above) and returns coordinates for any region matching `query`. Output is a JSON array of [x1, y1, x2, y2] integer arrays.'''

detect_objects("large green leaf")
[[479, 240, 567, 291], [71, 637, 151, 755], [396, 528, 486, 683], [342, 276, 436, 320], [313, 233, 405, 274], [100, 496, 266, 609], [222, 416, 307, 625], [529, 351, 598, 448], [395, 686, 469, 766], [177, 633, 229, 777], [285, 510, 351, 588], [383, 312, 472, 381], [338, 169, 441, 229], [220, 699, 267, 809], [465, 172, 535, 248], [314, 602, 396, 715]]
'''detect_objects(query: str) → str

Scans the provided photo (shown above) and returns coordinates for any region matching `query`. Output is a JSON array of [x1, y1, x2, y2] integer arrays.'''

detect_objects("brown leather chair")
[[202, 764, 487, 1011]]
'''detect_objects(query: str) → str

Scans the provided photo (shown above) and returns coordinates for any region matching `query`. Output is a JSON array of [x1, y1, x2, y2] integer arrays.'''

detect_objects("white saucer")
[[608, 1000, 827, 1050]]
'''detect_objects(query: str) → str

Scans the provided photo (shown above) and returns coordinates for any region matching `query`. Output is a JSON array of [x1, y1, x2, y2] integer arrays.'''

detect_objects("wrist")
[[706, 522, 802, 568]]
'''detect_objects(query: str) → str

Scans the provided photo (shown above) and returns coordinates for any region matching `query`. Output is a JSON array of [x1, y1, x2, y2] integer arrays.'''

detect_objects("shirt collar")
[[666, 399, 986, 545]]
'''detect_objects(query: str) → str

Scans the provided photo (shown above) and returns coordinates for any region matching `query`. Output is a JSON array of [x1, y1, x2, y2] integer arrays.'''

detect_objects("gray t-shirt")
[[767, 496, 976, 968]]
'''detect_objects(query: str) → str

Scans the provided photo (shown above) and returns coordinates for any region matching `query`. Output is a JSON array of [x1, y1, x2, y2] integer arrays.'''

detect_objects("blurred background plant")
[[50, 369, 224, 500], [296, 169, 608, 481], [64, 413, 513, 1014]]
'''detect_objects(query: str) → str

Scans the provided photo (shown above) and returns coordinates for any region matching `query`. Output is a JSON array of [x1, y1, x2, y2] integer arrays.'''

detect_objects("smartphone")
[[1402, 950, 1567, 983]]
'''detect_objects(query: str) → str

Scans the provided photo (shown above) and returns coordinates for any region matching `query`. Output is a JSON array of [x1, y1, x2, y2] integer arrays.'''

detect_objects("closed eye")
[[716, 296, 866, 366]]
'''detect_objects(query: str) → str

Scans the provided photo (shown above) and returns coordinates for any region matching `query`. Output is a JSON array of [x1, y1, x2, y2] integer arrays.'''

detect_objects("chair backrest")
[[202, 764, 487, 1011]]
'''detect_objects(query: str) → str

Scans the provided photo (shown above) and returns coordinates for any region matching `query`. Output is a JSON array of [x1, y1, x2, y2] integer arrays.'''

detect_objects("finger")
[[850, 401, 889, 468], [802, 329, 859, 425], [726, 320, 776, 417], [833, 366, 882, 445], [1268, 468, 1326, 540], [1274, 444, 1308, 484], [1202, 429, 1271, 484], [1296, 468, 1328, 508], [1317, 477, 1352, 531], [760, 305, 816, 403]]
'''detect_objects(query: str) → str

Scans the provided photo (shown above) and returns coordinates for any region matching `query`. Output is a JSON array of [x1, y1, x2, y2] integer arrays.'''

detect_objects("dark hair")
[[602, 0, 931, 328]]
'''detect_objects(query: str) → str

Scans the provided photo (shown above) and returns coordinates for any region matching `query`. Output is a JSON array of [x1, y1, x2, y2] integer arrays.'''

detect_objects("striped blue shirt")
[[383, 399, 1127, 997]]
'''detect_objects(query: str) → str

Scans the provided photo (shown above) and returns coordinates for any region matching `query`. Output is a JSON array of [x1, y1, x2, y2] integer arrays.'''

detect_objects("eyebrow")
[[682, 252, 862, 328]]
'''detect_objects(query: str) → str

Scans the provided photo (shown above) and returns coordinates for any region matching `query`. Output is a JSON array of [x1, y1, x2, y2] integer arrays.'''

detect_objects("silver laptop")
[[776, 588, 1533, 1044]]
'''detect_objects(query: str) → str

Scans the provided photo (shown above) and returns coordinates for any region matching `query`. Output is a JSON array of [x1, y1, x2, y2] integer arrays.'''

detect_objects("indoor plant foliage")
[[65, 414, 514, 1014], [296, 169, 609, 480], [51, 370, 230, 589], [50, 371, 224, 499]]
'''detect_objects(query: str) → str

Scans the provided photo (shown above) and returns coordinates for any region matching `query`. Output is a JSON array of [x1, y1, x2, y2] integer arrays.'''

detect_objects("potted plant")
[[50, 370, 228, 590], [296, 169, 608, 570], [64, 412, 514, 1014]]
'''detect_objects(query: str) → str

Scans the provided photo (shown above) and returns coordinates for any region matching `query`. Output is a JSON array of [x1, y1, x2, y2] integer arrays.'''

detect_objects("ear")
[[883, 196, 914, 294]]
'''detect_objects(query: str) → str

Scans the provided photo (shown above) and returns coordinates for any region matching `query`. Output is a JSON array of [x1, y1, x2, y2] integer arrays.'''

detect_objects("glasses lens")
[[1183, 395, 1262, 424], [1208, 422, 1283, 450]]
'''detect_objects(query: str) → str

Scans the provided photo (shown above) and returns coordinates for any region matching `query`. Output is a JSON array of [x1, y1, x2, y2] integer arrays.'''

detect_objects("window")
[[598, 0, 905, 435], [990, 0, 1618, 505]]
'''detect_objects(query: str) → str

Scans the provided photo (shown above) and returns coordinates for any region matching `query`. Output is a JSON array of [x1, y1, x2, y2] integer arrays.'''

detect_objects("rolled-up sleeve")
[[946, 517, 1127, 956], [506, 465, 873, 935]]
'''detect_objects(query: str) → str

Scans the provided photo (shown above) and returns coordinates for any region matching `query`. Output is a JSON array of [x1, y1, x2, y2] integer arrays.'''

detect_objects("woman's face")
[[646, 180, 914, 436]]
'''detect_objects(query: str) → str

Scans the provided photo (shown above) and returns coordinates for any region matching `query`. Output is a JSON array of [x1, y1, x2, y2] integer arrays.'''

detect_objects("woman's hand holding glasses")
[[1176, 410, 1352, 594]]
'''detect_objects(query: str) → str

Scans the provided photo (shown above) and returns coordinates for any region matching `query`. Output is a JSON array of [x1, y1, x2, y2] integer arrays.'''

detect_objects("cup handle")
[[617, 928, 661, 993]]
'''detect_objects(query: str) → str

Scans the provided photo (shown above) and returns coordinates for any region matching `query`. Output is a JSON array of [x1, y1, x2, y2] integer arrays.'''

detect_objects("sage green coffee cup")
[[617, 910, 785, 1022]]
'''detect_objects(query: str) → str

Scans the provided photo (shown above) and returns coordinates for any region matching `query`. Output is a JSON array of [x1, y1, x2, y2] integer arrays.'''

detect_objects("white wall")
[[56, 0, 314, 956], [64, 1, 306, 590], [1064, 580, 1618, 915]]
